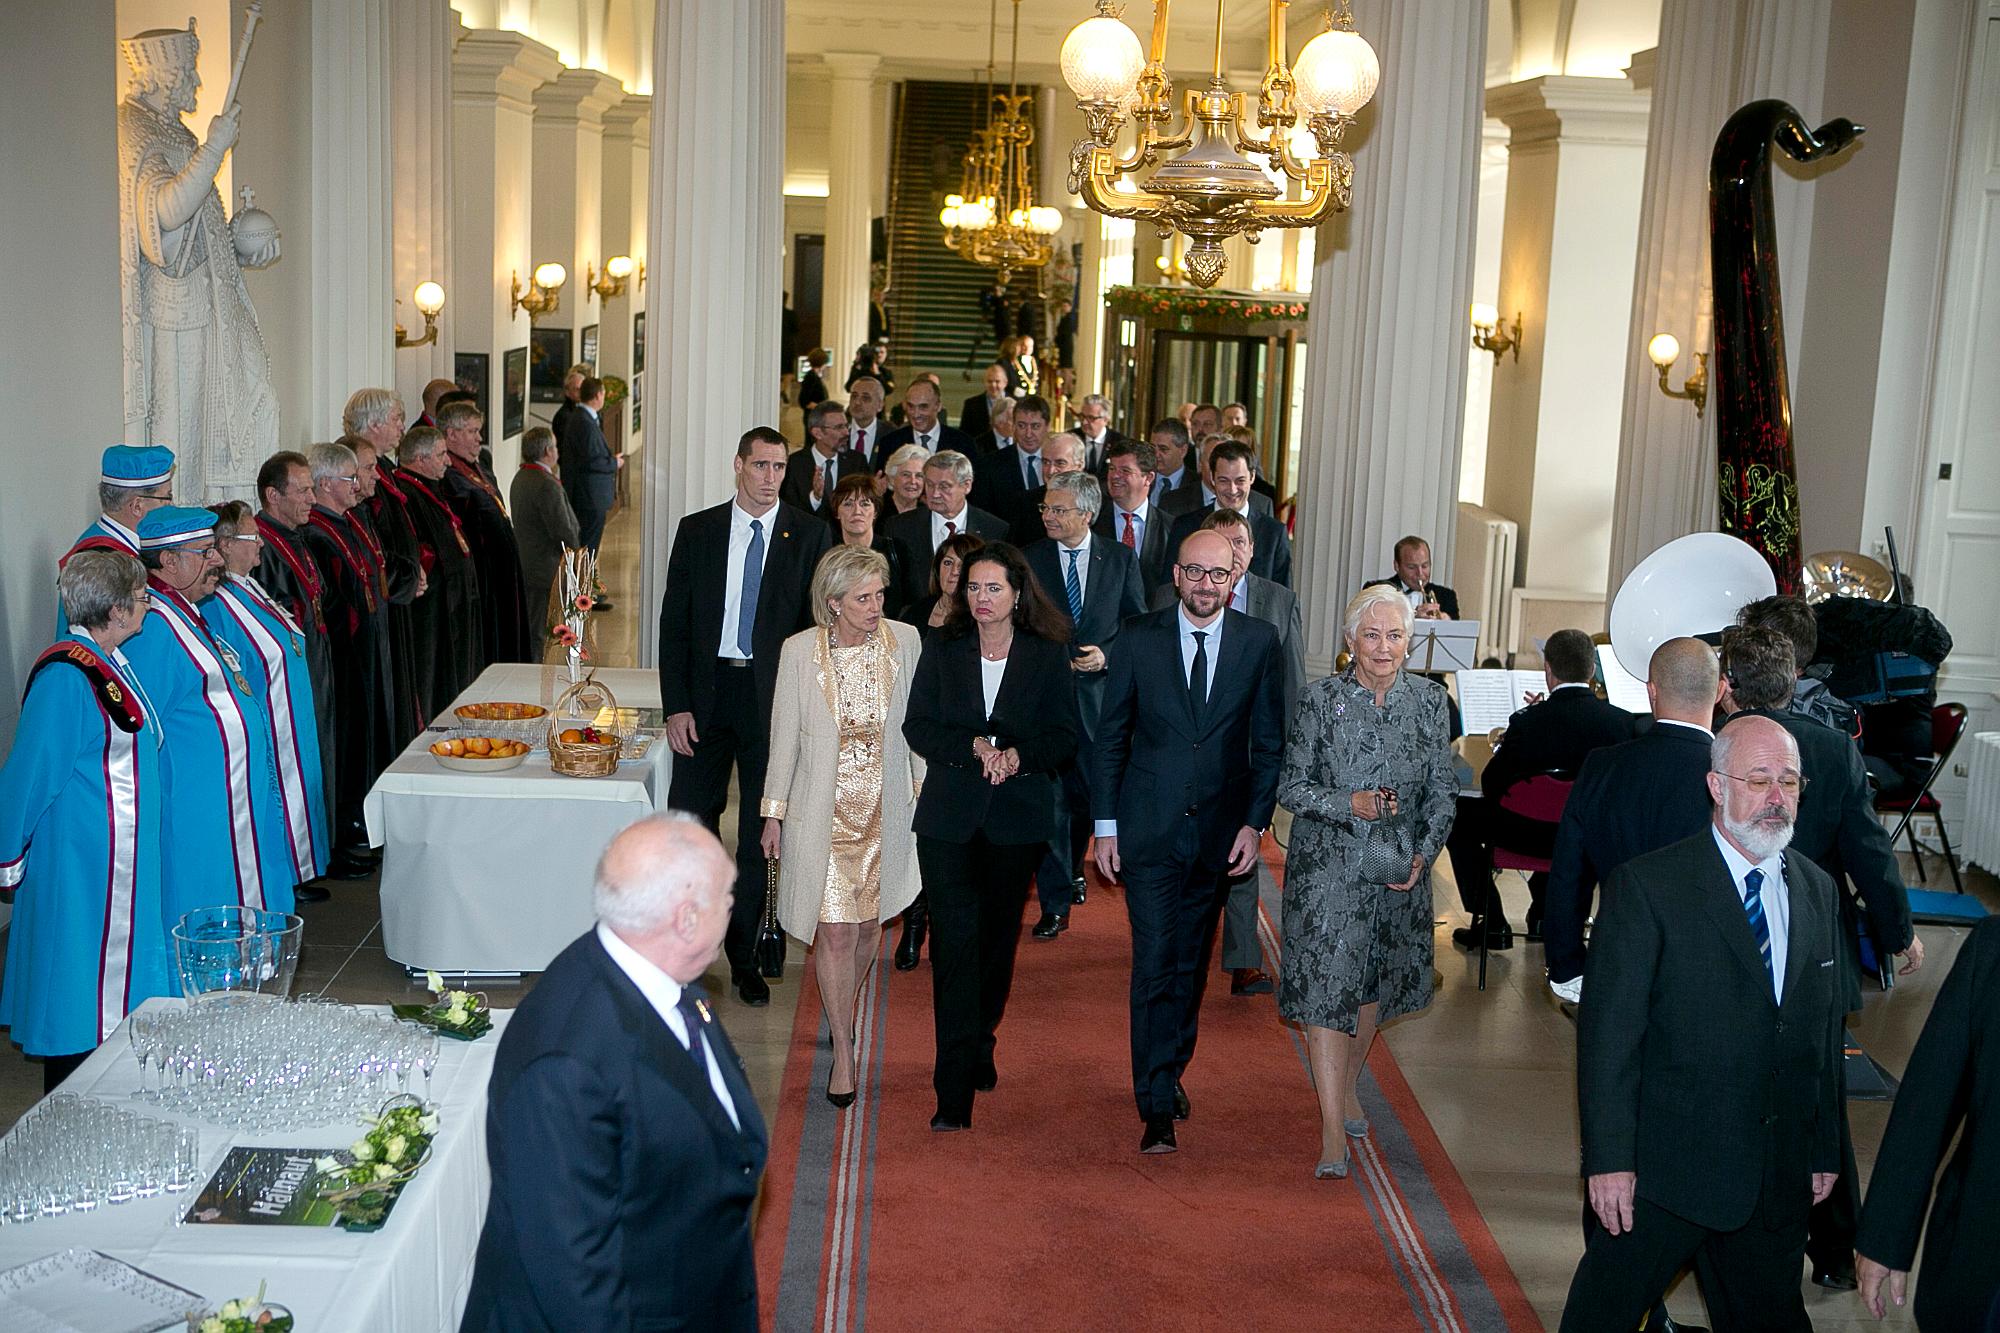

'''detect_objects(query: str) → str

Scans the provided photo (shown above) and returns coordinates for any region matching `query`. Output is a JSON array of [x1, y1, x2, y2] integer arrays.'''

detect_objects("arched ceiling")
[[1489, 0, 1663, 83]]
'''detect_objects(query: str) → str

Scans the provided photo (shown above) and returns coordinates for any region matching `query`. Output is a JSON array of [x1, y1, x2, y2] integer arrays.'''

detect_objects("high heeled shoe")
[[1344, 1116, 1369, 1138], [1314, 1154, 1350, 1180], [826, 1069, 857, 1110]]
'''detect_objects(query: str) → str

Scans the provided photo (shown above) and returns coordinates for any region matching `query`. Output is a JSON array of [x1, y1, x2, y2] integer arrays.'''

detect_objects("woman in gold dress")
[[761, 545, 925, 1107]]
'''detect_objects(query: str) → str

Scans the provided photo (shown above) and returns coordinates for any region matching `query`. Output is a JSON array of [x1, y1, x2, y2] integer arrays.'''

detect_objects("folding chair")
[[1485, 773, 1574, 992], [1873, 701, 1968, 893]]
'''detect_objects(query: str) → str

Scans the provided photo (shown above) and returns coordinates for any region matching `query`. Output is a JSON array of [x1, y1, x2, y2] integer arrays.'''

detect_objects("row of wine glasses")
[[0, 1093, 200, 1224]]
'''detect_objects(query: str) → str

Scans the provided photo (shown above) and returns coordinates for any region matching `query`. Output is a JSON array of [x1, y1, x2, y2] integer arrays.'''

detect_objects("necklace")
[[979, 638, 1012, 661]]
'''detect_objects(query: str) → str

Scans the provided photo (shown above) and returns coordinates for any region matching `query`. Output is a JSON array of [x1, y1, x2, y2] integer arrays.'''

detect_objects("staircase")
[[884, 80, 1045, 377]]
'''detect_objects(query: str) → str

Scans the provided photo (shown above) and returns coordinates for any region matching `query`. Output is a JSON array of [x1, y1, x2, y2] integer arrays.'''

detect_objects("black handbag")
[[1357, 810, 1417, 886], [755, 857, 787, 978]]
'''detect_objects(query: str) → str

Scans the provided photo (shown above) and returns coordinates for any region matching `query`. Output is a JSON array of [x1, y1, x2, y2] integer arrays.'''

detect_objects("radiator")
[[1454, 502, 1517, 665], [1967, 732, 2000, 874]]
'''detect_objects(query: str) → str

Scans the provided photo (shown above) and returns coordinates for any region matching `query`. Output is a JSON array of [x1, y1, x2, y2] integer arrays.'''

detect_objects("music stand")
[[1410, 619, 1481, 674]]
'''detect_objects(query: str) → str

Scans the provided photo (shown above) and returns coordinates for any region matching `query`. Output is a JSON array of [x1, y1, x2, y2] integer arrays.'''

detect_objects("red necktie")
[[945, 521, 957, 538], [1121, 511, 1137, 549], [853, 429, 864, 453]]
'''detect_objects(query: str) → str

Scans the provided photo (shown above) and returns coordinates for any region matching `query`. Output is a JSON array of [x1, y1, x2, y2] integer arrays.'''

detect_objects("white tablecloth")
[[364, 665, 672, 973], [0, 1000, 509, 1332]]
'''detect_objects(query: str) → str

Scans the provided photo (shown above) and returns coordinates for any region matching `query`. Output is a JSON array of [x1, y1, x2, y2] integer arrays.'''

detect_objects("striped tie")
[[1741, 867, 1773, 990], [1064, 547, 1083, 626]]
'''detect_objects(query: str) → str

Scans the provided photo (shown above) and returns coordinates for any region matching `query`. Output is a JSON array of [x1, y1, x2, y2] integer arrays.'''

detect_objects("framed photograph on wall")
[[529, 327, 572, 403], [502, 347, 528, 438], [452, 351, 489, 409], [580, 323, 599, 372], [630, 370, 642, 435], [633, 312, 646, 374]]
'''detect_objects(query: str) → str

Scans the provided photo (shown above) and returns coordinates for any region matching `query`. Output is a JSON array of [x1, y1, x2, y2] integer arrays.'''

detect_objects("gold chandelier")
[[1060, 0, 1381, 288], [940, 0, 1065, 285]]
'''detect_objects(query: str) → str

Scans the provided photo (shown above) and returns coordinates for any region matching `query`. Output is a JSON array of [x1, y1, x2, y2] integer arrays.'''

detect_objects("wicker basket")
[[546, 678, 622, 778]]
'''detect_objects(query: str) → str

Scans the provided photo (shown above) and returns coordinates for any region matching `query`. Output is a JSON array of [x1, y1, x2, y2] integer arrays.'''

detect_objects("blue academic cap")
[[100, 445, 176, 488], [137, 505, 219, 551]]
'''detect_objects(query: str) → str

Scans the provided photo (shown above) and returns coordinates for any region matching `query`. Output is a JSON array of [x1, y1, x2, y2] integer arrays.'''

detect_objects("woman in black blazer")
[[900, 531, 987, 643], [903, 541, 1077, 1131]]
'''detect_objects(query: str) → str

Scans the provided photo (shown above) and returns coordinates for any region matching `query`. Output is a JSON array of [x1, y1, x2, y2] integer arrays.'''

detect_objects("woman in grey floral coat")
[[1278, 583, 1457, 1178]]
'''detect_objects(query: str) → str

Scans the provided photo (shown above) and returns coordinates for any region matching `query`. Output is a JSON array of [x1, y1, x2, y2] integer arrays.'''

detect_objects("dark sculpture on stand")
[[1708, 100, 1863, 594]]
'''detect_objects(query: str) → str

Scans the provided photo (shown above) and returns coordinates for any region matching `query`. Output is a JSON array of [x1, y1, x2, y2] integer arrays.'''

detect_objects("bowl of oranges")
[[430, 735, 532, 771]]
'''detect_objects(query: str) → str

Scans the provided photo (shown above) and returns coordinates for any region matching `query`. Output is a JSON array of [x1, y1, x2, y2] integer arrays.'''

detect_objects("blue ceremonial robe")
[[206, 576, 328, 884], [0, 632, 173, 1056], [54, 518, 141, 635], [121, 581, 292, 920]]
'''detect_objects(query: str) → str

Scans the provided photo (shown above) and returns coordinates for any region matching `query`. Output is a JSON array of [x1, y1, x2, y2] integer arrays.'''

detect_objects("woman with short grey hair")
[[1277, 581, 1456, 1178]]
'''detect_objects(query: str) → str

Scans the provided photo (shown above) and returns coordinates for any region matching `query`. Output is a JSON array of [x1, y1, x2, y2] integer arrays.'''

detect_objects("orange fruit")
[[446, 739, 466, 757], [560, 728, 583, 744], [467, 737, 491, 755]]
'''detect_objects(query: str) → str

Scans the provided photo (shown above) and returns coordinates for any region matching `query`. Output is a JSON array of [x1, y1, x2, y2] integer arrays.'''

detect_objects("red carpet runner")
[[754, 844, 1540, 1331]]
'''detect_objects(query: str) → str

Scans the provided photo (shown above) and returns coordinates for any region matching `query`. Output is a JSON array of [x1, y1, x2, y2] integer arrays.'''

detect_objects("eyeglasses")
[[137, 493, 175, 507], [1176, 563, 1232, 585], [225, 533, 263, 545], [1037, 504, 1079, 517], [1716, 771, 1809, 797], [334, 475, 362, 489]]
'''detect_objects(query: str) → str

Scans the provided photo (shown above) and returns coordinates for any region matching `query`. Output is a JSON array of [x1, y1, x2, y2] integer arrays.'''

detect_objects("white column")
[[822, 52, 880, 373], [452, 29, 563, 474], [391, 0, 457, 408], [1481, 76, 1650, 598], [1292, 1, 1487, 672], [532, 68, 623, 419], [310, 0, 395, 431], [639, 0, 785, 661], [600, 93, 651, 453]]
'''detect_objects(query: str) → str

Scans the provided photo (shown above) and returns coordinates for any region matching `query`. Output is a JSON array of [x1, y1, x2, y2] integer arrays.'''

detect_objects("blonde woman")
[[760, 544, 925, 1107]]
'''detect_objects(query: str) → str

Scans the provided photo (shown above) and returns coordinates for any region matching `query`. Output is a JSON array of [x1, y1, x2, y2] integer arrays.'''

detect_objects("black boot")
[[895, 897, 927, 971]]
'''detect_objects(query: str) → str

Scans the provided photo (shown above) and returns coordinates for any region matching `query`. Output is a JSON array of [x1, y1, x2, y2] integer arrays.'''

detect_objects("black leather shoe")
[[1811, 1261, 1858, 1292], [294, 881, 331, 903], [1230, 967, 1274, 995], [1070, 875, 1088, 905], [1451, 923, 1514, 952], [974, 1061, 998, 1093], [1031, 912, 1068, 939], [734, 972, 770, 1006], [1173, 1082, 1190, 1122], [1140, 1115, 1177, 1153], [895, 918, 925, 970], [930, 1108, 971, 1132]]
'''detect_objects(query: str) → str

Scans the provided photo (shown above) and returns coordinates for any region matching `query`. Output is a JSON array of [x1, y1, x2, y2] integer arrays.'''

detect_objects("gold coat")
[[760, 621, 926, 945]]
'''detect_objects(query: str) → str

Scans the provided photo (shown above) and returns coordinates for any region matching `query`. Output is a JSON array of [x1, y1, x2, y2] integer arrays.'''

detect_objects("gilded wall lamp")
[[394, 281, 446, 349], [1647, 332, 1708, 417], [586, 255, 642, 302], [511, 263, 568, 321], [1469, 303, 1520, 363]]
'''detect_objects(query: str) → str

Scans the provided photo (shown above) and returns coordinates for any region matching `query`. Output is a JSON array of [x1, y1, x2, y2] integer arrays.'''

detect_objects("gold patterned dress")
[[822, 636, 890, 922]]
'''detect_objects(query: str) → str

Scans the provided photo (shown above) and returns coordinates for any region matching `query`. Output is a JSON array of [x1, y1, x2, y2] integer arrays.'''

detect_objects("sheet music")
[[1456, 669, 1547, 733], [1406, 619, 1482, 673], [1597, 644, 1651, 713]]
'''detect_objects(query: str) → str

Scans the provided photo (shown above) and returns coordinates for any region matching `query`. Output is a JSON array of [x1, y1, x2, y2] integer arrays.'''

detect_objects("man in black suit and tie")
[[960, 362, 1010, 442], [462, 815, 768, 1332], [1717, 626, 1921, 1291], [780, 400, 870, 519], [972, 394, 1055, 527], [844, 376, 888, 464], [1449, 629, 1634, 951], [883, 449, 1008, 574], [1561, 715, 1843, 1332], [1093, 528, 1285, 1154], [1365, 535, 1461, 620], [1544, 636, 1723, 998], [872, 379, 976, 470], [1096, 436, 1173, 596], [1147, 418, 1196, 506], [659, 427, 832, 1006], [1156, 430, 1276, 522], [1024, 471, 1146, 939], [971, 396, 1014, 459], [1163, 440, 1292, 587], [557, 376, 621, 554], [1071, 392, 1129, 477], [1005, 431, 1085, 546]]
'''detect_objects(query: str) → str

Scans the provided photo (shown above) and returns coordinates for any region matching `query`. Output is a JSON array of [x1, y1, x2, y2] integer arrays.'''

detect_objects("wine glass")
[[415, 1029, 441, 1106]]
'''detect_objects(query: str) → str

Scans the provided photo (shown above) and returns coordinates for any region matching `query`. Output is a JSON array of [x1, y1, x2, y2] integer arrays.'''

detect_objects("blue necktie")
[[1741, 867, 1773, 990], [1064, 547, 1083, 626], [736, 518, 764, 657], [673, 982, 738, 1131]]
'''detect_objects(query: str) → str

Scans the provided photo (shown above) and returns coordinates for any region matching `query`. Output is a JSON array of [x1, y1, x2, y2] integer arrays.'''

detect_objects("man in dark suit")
[[1071, 392, 1130, 477], [1004, 431, 1085, 546], [507, 426, 578, 644], [1096, 436, 1173, 596], [658, 427, 831, 1006], [843, 376, 888, 464], [557, 376, 620, 555], [1093, 528, 1285, 1154], [1561, 715, 1843, 1332], [971, 396, 1014, 459], [548, 363, 588, 448], [882, 449, 1008, 573], [972, 393, 1057, 526], [1544, 636, 1722, 996], [1856, 914, 2000, 1330], [1163, 440, 1292, 588], [1364, 534, 1461, 621], [959, 362, 1010, 442], [1156, 430, 1276, 522], [780, 400, 870, 519], [1718, 625, 1921, 1291], [1024, 471, 1146, 940], [1449, 629, 1635, 950], [873, 379, 975, 470], [462, 815, 768, 1332], [1147, 418, 1196, 506]]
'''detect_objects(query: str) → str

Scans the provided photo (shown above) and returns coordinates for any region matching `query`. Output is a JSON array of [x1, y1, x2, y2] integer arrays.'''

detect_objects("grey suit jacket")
[[509, 464, 580, 615], [1151, 573, 1305, 723]]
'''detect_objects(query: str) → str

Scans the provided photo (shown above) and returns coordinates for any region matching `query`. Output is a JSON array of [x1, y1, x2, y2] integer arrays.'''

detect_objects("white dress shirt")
[[911, 427, 936, 454], [808, 445, 839, 511], [930, 505, 971, 549], [979, 654, 1006, 719], [1710, 824, 1792, 1002], [717, 499, 777, 659], [1654, 718, 1714, 738], [100, 514, 141, 550], [851, 419, 879, 459], [595, 923, 742, 1129], [1096, 604, 1224, 840], [1057, 532, 1092, 606]]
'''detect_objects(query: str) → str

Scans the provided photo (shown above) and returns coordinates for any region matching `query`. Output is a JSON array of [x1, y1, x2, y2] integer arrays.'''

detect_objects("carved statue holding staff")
[[118, 7, 279, 502]]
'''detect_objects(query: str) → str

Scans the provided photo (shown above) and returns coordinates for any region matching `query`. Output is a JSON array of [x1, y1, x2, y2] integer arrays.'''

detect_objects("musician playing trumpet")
[[1368, 536, 1459, 621]]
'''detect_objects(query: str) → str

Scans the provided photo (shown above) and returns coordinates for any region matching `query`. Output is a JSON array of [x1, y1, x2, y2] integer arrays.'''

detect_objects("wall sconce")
[[511, 263, 567, 322], [394, 281, 446, 348], [1470, 303, 1521, 363], [586, 255, 643, 303], [1647, 332, 1708, 417]]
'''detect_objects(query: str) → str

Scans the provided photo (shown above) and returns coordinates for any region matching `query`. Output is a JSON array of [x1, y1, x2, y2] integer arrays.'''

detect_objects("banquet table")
[[365, 663, 672, 974], [0, 1000, 508, 1332]]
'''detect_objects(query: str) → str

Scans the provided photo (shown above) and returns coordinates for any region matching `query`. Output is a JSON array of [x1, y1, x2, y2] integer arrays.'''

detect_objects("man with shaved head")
[[464, 813, 768, 1331], [1562, 714, 1843, 1330]]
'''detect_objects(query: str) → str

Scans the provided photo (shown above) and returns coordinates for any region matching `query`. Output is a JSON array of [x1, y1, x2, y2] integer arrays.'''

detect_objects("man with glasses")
[[780, 400, 869, 519], [1071, 393, 1129, 478], [1005, 431, 1085, 545], [1024, 471, 1145, 940], [57, 447, 178, 634], [1091, 529, 1284, 1155], [1716, 625, 1918, 1293]]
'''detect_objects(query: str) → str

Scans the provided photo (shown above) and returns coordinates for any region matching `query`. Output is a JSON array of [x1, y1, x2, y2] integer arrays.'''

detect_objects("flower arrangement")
[[599, 373, 628, 408], [1104, 285, 1310, 326], [392, 969, 493, 1040], [549, 546, 603, 683], [314, 1096, 439, 1230], [189, 1285, 292, 1333]]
